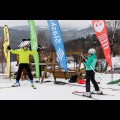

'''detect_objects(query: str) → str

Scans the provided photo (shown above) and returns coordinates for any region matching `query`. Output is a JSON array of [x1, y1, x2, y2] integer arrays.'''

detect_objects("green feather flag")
[[28, 20, 40, 78]]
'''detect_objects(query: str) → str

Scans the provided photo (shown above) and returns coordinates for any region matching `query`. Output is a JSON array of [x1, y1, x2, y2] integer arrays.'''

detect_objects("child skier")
[[82, 48, 103, 98], [7, 41, 39, 88]]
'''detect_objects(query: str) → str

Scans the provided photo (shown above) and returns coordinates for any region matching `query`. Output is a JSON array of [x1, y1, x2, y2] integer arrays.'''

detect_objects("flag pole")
[[111, 54, 113, 81]]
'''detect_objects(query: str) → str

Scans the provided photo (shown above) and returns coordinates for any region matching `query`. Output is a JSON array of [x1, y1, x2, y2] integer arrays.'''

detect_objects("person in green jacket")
[[82, 48, 103, 98], [7, 41, 39, 87]]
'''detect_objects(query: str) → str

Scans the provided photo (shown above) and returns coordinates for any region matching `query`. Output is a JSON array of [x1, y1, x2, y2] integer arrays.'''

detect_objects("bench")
[[52, 71, 76, 82]]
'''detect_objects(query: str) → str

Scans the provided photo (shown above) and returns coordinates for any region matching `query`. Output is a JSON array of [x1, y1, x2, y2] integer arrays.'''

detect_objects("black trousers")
[[86, 70, 100, 92], [16, 64, 33, 81]]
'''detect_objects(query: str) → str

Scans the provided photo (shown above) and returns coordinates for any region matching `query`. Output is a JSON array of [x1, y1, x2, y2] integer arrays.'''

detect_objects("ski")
[[31, 84, 37, 89], [32, 86, 36, 89], [72, 91, 99, 100], [68, 83, 85, 87], [100, 87, 120, 91], [0, 86, 13, 89], [68, 83, 120, 93], [74, 91, 114, 96], [0, 84, 27, 89]]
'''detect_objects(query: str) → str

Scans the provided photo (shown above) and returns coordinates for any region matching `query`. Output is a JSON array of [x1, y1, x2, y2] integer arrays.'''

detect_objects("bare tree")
[[38, 32, 45, 46], [107, 20, 120, 81], [107, 20, 120, 53]]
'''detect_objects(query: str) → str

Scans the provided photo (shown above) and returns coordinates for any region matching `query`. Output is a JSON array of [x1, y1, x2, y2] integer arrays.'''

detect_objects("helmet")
[[88, 48, 96, 54], [20, 41, 31, 48]]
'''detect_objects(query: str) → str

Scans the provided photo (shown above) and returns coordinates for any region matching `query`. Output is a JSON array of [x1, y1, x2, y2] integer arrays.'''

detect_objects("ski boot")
[[12, 83, 20, 87], [91, 90, 103, 95], [30, 80, 36, 89], [83, 92, 92, 98]]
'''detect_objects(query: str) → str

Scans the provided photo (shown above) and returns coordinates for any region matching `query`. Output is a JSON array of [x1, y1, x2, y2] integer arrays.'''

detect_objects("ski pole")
[[18, 41, 31, 48], [81, 54, 96, 73], [12, 41, 24, 50], [13, 41, 31, 50]]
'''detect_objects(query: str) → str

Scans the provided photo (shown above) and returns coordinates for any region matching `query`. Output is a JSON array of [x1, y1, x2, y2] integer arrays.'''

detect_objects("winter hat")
[[88, 48, 96, 54]]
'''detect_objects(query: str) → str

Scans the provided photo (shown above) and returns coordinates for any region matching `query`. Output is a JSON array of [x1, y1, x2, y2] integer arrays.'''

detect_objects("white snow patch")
[[0, 58, 120, 100]]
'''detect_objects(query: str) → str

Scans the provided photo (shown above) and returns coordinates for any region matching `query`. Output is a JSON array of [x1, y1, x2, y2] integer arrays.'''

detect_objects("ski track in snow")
[[0, 72, 120, 100], [0, 60, 120, 100]]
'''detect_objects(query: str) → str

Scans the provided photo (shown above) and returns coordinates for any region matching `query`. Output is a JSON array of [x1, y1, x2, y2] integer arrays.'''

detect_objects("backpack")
[[69, 74, 78, 83]]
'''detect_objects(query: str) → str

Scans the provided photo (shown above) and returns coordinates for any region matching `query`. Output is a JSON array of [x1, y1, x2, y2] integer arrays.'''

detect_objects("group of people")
[[7, 40, 103, 98]]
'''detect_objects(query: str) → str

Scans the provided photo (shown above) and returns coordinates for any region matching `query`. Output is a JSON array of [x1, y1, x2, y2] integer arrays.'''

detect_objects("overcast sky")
[[0, 20, 92, 29]]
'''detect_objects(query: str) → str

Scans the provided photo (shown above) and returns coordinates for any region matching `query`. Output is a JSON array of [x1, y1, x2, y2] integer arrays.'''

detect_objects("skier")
[[7, 41, 39, 88], [82, 48, 103, 98]]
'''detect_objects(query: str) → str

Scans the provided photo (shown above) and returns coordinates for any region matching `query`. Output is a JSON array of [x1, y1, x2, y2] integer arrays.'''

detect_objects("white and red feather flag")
[[92, 20, 112, 70]]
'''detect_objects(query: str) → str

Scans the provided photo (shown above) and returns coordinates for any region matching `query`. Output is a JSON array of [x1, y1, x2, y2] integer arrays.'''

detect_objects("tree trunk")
[[103, 61, 108, 72]]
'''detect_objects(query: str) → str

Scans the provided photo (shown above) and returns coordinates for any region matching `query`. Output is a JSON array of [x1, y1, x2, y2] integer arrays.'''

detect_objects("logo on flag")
[[57, 48, 64, 61]]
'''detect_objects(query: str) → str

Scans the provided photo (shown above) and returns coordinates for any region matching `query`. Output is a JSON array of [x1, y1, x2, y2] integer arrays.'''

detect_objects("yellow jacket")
[[10, 48, 38, 64]]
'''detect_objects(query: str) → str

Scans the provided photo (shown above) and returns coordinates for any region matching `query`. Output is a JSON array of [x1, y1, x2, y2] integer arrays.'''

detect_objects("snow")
[[112, 56, 120, 68], [0, 59, 120, 100], [0, 72, 120, 100]]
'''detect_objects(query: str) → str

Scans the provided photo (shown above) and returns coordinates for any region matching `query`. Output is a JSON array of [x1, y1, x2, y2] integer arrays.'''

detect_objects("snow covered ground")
[[0, 72, 120, 100], [0, 59, 120, 100]]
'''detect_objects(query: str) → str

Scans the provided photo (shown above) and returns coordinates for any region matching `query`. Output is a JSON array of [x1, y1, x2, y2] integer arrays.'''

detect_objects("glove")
[[82, 58, 86, 62], [7, 46, 11, 50], [37, 48, 40, 52], [37, 47, 44, 52]]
